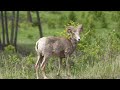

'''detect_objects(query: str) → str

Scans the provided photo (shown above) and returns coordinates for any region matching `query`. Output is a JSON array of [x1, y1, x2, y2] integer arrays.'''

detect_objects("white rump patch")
[[35, 37, 47, 55]]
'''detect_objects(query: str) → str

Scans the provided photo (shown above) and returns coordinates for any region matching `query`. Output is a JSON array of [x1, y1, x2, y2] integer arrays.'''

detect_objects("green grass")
[[0, 52, 120, 79]]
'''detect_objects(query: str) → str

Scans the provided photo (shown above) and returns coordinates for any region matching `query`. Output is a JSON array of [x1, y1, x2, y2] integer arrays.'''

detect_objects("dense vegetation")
[[0, 11, 120, 79]]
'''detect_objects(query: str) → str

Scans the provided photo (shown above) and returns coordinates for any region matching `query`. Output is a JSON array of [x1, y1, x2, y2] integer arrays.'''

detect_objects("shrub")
[[111, 11, 120, 22], [68, 12, 77, 22], [4, 45, 15, 54], [27, 34, 33, 39], [48, 19, 57, 29], [58, 14, 68, 28], [87, 11, 107, 28], [32, 20, 39, 27]]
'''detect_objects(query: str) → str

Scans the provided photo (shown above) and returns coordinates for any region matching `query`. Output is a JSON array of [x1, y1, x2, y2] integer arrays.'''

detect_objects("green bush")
[[32, 20, 39, 27], [115, 21, 120, 31], [4, 45, 15, 53], [24, 53, 35, 68], [48, 19, 57, 29], [27, 34, 33, 39], [58, 14, 68, 28], [111, 12, 120, 22], [59, 21, 120, 69], [100, 16, 107, 28], [87, 11, 107, 28], [68, 12, 77, 22]]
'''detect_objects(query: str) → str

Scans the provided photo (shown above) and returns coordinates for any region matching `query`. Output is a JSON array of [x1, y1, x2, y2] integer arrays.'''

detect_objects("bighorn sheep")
[[35, 24, 83, 79]]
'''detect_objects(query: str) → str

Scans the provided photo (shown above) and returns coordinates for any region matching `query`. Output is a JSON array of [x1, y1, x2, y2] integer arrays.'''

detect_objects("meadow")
[[0, 11, 120, 79]]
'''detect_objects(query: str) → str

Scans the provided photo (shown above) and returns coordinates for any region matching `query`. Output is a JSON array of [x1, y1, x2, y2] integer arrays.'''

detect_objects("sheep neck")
[[69, 37, 77, 51]]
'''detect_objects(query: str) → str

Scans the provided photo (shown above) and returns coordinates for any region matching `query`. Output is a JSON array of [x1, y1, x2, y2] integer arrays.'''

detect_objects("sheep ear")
[[77, 24, 83, 32], [67, 26, 74, 33]]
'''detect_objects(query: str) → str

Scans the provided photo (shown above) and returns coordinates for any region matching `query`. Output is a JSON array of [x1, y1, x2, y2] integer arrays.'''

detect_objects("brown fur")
[[43, 36, 76, 58]]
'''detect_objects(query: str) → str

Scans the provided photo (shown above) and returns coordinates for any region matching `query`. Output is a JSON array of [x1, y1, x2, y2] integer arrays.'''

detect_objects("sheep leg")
[[35, 55, 43, 79], [66, 56, 70, 76], [40, 56, 48, 79], [57, 58, 62, 76], [35, 55, 40, 79]]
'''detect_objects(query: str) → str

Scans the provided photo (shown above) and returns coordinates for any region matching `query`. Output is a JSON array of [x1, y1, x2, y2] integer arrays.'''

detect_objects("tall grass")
[[0, 11, 120, 79], [0, 51, 120, 79]]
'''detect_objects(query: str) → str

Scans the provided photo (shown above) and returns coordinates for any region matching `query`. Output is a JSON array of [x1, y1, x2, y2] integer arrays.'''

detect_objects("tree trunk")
[[0, 36, 1, 50], [0, 13, 1, 50], [36, 11, 43, 38], [1, 11, 5, 49], [5, 11, 10, 45], [14, 11, 19, 51], [27, 11, 32, 23], [10, 11, 15, 45]]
